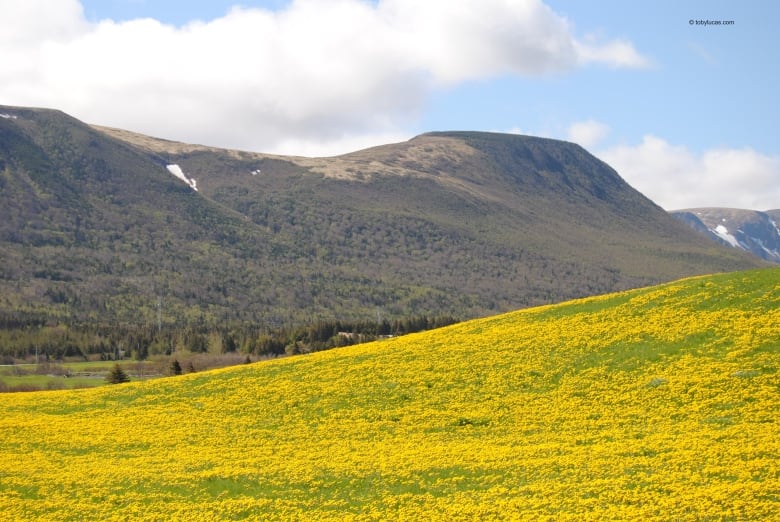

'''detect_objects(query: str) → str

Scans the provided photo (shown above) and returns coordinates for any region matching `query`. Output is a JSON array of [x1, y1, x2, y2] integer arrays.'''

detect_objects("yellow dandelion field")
[[1, 268, 779, 520]]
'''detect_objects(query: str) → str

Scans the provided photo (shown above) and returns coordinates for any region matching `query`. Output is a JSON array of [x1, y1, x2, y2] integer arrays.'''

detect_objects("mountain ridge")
[[0, 105, 765, 326], [671, 208, 780, 263]]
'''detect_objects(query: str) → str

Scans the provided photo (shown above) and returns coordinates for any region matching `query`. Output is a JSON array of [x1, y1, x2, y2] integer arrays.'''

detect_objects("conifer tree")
[[105, 363, 130, 384], [169, 359, 182, 376]]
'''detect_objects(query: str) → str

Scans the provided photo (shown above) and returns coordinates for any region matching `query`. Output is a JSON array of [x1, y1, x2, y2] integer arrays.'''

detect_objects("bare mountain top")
[[671, 208, 780, 263]]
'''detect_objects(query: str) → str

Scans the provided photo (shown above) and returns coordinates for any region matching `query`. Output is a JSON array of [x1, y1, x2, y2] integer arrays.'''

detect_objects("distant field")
[[0, 354, 255, 392], [0, 267, 778, 520], [0, 360, 160, 392]]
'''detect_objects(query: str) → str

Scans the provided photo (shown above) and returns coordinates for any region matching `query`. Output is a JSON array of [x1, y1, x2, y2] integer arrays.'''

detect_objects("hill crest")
[[0, 105, 765, 325]]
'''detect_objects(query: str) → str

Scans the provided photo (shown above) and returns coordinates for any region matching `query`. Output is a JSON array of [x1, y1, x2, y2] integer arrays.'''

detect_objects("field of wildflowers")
[[1, 267, 778, 520]]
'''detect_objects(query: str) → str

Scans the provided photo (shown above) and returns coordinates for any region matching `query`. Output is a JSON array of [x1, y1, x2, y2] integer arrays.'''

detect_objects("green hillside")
[[0, 106, 285, 325], [1, 267, 778, 520], [0, 106, 763, 330]]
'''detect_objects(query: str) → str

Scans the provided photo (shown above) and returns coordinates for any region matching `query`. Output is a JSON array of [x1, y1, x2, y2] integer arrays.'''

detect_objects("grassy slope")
[[1, 267, 778, 520]]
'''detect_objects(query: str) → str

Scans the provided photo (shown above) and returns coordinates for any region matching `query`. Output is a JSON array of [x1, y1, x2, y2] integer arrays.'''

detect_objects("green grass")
[[0, 360, 160, 391], [0, 374, 102, 390]]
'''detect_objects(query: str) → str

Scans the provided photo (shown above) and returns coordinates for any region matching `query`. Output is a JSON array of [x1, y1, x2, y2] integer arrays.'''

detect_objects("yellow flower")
[[0, 268, 778, 520]]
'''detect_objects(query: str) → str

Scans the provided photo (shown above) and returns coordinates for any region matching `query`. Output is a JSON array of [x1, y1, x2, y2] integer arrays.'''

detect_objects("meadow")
[[0, 361, 153, 392], [0, 354, 259, 392], [0, 267, 778, 520]]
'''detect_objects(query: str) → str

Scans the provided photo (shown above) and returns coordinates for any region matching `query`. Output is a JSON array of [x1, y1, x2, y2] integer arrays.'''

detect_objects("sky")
[[1, 0, 778, 210]]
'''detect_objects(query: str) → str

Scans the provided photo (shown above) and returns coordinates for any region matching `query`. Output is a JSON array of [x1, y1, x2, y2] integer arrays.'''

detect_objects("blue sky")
[[3, 0, 778, 209]]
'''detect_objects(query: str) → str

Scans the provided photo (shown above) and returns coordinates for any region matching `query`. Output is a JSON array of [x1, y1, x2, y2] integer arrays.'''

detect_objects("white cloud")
[[0, 0, 86, 46], [687, 41, 717, 65], [566, 120, 610, 148], [270, 130, 414, 158], [0, 0, 649, 155], [575, 35, 651, 69], [598, 136, 780, 210]]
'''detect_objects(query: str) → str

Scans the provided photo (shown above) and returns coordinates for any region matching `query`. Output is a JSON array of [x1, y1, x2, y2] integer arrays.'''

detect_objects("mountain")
[[2, 267, 779, 520], [0, 105, 764, 326], [671, 208, 780, 263]]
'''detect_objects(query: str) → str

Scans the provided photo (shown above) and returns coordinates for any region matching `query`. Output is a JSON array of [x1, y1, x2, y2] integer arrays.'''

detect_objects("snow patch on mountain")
[[166, 164, 198, 191], [713, 224, 740, 248], [671, 208, 780, 263], [0, 113, 18, 119]]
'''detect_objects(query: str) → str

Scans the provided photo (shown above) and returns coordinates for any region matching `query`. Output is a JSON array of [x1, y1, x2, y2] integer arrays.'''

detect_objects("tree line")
[[0, 312, 459, 363]]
